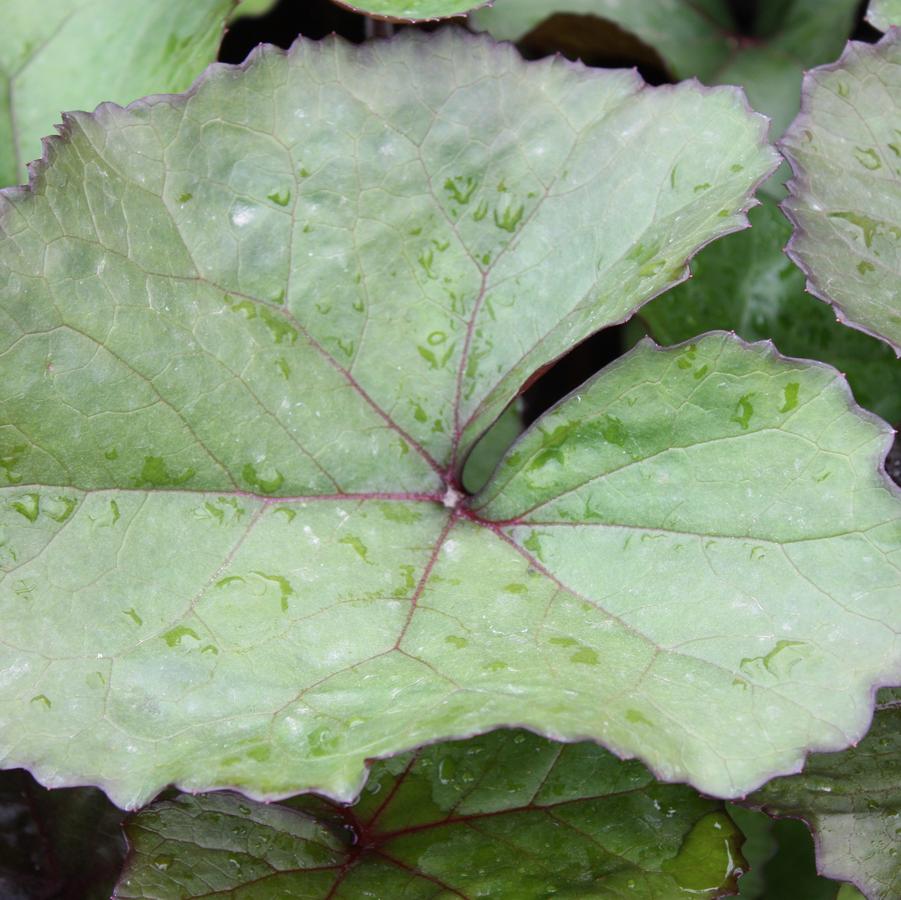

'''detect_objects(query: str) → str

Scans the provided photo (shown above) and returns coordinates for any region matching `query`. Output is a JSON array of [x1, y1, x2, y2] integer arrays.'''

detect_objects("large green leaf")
[[641, 200, 901, 424], [0, 0, 236, 188], [782, 31, 901, 354], [867, 0, 901, 30], [471, 0, 858, 140], [744, 689, 901, 900], [114, 729, 746, 898], [331, 0, 488, 21], [1, 29, 898, 811]]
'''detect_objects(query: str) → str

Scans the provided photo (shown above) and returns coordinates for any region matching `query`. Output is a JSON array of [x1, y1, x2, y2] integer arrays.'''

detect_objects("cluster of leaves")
[[0, 0, 899, 897]]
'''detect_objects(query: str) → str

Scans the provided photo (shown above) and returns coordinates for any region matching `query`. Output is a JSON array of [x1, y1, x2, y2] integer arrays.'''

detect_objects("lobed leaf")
[[867, 0, 901, 31], [640, 199, 901, 425], [461, 399, 523, 494], [0, 0, 236, 188], [114, 730, 746, 898], [744, 689, 901, 900], [781, 30, 901, 354], [1, 29, 898, 811]]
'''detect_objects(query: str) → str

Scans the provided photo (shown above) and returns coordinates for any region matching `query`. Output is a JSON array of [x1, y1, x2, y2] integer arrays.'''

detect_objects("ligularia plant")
[[0, 1, 898, 897]]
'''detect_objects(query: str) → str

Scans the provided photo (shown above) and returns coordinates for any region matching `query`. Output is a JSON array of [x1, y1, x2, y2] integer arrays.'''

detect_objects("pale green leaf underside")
[[332, 0, 488, 21], [0, 0, 234, 188], [782, 31, 901, 354], [2, 30, 896, 809], [2, 330, 899, 807], [868, 0, 901, 31], [747, 690, 901, 900], [115, 730, 744, 898]]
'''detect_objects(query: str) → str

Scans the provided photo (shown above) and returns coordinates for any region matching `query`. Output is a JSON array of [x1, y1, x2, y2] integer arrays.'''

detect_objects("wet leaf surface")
[[782, 30, 901, 352], [1, 29, 898, 814], [331, 0, 487, 22], [472, 0, 858, 137], [0, 770, 125, 899], [641, 199, 901, 425], [0, 0, 235, 187]]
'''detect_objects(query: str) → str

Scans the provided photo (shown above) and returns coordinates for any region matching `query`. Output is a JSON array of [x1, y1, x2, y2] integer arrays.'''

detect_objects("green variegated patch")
[[782, 31, 901, 353]]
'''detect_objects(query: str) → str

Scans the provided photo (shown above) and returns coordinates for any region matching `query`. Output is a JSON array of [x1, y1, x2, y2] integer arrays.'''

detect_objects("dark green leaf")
[[115, 730, 746, 898]]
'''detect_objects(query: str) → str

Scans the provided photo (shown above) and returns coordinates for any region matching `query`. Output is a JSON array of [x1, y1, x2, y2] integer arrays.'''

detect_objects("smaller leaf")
[[473, 0, 859, 197], [781, 30, 901, 354], [330, 0, 489, 21], [867, 0, 901, 31], [744, 689, 901, 900], [727, 804, 778, 898], [229, 0, 279, 19], [0, 0, 235, 187], [0, 769, 125, 899], [115, 730, 747, 898], [471, 0, 735, 81], [640, 199, 901, 425]]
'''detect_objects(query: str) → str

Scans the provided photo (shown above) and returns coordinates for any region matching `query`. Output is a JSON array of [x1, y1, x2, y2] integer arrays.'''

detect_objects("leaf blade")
[[781, 30, 901, 354], [867, 0, 901, 31], [0, 0, 236, 187], [330, 0, 489, 20], [640, 199, 901, 424]]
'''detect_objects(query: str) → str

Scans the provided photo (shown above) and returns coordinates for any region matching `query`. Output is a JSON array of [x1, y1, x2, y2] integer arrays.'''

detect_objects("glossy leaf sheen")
[[114, 730, 745, 898], [1, 30, 898, 810], [782, 31, 901, 354], [746, 690, 901, 900], [0, 0, 234, 187], [641, 200, 901, 424]]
